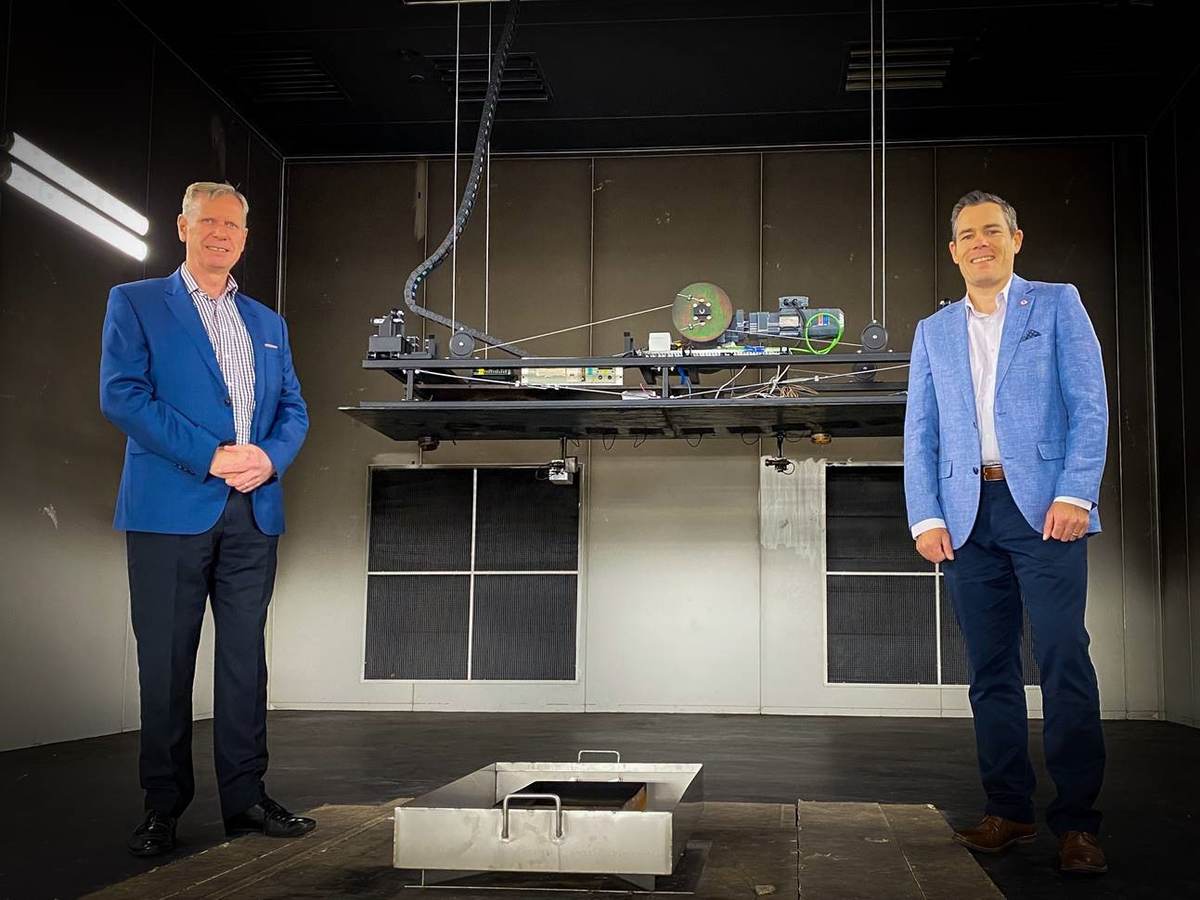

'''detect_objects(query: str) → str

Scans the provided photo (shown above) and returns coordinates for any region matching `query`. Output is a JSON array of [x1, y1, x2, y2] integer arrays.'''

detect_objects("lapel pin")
[[1019, 298, 1028, 306]]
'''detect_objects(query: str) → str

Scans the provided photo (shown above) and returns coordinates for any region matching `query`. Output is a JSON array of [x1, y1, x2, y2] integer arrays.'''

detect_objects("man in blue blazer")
[[100, 182, 313, 856], [903, 191, 1108, 875]]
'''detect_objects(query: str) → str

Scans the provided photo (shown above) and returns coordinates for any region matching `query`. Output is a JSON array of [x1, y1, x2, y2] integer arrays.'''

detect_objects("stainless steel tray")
[[394, 750, 704, 884]]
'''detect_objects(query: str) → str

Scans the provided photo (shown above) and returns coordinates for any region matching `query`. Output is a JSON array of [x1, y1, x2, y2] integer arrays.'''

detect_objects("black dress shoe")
[[224, 795, 317, 838], [128, 810, 177, 857]]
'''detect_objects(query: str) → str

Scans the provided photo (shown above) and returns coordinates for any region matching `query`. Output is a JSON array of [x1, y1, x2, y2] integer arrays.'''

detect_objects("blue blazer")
[[99, 270, 308, 535], [903, 274, 1108, 548]]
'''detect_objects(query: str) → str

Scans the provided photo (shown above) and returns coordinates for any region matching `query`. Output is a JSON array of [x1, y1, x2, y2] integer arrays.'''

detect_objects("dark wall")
[[0, 0, 283, 749], [1149, 76, 1200, 727], [276, 138, 1161, 716]]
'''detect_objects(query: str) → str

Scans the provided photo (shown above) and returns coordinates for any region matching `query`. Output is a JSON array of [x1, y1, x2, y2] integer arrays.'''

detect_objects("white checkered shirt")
[[179, 264, 256, 444]]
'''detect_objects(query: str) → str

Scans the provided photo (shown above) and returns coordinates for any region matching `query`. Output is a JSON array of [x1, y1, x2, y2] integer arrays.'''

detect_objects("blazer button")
[[972, 467, 979, 475], [224, 396, 232, 406]]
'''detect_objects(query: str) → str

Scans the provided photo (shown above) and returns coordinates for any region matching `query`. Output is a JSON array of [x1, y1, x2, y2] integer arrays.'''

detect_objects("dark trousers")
[[127, 489, 278, 819], [942, 479, 1105, 836]]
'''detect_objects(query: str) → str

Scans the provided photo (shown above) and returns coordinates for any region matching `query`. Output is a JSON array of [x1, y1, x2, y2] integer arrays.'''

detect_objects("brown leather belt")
[[981, 464, 1005, 482]]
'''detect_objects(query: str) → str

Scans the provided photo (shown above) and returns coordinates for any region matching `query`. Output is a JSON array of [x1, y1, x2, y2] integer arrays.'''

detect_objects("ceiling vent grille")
[[845, 42, 954, 91], [231, 49, 346, 103], [427, 52, 550, 102]]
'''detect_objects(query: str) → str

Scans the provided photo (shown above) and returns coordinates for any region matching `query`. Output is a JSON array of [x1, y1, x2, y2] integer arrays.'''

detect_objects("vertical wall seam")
[[1141, 133, 1165, 716], [1111, 141, 1130, 717], [276, 160, 287, 316], [757, 151, 764, 711], [1171, 110, 1194, 721], [588, 157, 595, 356]]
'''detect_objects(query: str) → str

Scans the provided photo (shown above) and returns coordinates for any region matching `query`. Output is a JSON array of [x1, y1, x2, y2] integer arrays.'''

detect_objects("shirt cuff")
[[911, 518, 947, 539], [1055, 496, 1093, 511]]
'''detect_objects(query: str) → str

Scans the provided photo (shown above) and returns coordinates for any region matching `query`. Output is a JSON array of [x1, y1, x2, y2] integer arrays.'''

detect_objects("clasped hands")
[[209, 444, 274, 493], [914, 501, 1090, 564]]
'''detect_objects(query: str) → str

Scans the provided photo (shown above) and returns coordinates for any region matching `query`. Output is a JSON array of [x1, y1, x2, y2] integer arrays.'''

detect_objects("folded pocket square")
[[264, 342, 279, 349], [1020, 329, 1041, 342]]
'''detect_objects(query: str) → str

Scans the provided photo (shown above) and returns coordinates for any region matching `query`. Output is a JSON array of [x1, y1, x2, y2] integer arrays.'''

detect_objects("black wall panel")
[[827, 575, 937, 685], [472, 575, 578, 680], [365, 468, 580, 681], [369, 468, 473, 572], [826, 467, 927, 573], [475, 468, 580, 571], [364, 575, 470, 680]]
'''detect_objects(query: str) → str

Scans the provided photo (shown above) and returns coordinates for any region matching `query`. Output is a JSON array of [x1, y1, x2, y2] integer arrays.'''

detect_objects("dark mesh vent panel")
[[364, 576, 469, 679], [369, 469, 472, 572], [827, 575, 937, 684], [364, 468, 579, 682], [471, 575, 577, 680], [940, 576, 1040, 686], [474, 469, 580, 571], [826, 467, 929, 572]]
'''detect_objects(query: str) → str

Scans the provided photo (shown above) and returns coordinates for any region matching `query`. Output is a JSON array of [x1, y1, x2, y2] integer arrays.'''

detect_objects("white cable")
[[881, 0, 887, 330], [713, 365, 748, 400], [869, 0, 876, 325], [451, 0, 462, 333], [483, 0, 492, 356], [471, 302, 675, 353], [681, 363, 911, 400]]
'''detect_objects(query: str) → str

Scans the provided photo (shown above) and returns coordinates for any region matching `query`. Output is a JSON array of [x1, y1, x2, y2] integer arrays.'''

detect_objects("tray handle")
[[500, 792, 564, 841]]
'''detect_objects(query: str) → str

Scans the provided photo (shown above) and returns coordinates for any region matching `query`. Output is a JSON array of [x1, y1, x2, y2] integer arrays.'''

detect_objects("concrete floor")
[[1, 712, 1196, 899]]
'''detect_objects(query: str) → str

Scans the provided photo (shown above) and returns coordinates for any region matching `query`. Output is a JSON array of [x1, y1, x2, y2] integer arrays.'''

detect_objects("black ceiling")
[[120, 0, 1194, 158]]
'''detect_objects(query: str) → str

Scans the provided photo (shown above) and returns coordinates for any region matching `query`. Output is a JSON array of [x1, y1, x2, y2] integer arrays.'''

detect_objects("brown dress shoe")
[[953, 815, 1037, 853], [1058, 831, 1107, 874]]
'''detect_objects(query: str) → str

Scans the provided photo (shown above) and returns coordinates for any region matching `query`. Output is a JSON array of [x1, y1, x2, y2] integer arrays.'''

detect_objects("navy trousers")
[[127, 489, 278, 820], [941, 479, 1105, 836]]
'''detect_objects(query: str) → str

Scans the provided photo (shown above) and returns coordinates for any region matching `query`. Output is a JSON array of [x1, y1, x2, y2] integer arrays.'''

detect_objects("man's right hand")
[[210, 445, 251, 478], [915, 527, 955, 564]]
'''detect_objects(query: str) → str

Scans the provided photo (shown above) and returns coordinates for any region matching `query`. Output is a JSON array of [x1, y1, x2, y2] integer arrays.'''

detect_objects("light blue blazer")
[[903, 274, 1108, 548], [100, 270, 308, 535]]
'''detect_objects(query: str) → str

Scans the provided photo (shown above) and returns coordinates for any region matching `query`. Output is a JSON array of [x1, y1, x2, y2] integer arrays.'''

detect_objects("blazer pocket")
[[939, 459, 953, 479], [1037, 440, 1066, 460]]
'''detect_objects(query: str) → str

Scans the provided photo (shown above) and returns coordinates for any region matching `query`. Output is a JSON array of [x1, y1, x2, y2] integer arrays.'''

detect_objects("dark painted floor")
[[1, 712, 1196, 900]]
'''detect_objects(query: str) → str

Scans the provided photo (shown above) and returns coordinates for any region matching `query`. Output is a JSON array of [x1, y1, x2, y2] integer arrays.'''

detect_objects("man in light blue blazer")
[[100, 182, 314, 857], [903, 191, 1108, 875]]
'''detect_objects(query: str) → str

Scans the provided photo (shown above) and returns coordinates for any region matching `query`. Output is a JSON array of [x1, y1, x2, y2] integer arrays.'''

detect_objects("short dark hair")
[[950, 190, 1018, 240]]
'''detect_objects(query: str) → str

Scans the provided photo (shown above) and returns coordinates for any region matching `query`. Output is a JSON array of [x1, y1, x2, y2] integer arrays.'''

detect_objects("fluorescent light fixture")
[[5, 133, 149, 236], [2, 161, 148, 261]]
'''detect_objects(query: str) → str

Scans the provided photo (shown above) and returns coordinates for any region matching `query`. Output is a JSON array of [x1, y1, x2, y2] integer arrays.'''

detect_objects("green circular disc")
[[672, 282, 733, 343]]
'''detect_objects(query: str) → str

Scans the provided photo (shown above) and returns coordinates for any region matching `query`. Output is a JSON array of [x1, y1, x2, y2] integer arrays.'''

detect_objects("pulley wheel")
[[672, 282, 733, 343], [860, 322, 889, 351], [449, 330, 476, 358]]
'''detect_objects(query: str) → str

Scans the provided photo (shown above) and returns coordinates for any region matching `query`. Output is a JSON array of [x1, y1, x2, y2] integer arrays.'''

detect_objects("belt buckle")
[[982, 464, 1004, 482]]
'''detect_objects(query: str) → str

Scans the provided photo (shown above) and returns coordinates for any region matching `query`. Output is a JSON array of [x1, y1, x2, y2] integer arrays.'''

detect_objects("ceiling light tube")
[[2, 161, 148, 261], [4, 132, 150, 236]]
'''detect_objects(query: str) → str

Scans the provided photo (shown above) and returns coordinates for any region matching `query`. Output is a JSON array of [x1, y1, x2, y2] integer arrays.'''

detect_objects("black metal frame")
[[345, 351, 910, 444]]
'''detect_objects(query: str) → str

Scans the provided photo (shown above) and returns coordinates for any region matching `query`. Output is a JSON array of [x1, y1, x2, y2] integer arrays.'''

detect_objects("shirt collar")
[[179, 263, 238, 302], [963, 273, 1013, 319]]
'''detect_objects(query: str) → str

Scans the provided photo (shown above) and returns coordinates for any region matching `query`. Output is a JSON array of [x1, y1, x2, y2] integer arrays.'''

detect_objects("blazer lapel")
[[944, 300, 975, 415], [165, 271, 226, 391], [235, 294, 267, 440], [995, 274, 1034, 392]]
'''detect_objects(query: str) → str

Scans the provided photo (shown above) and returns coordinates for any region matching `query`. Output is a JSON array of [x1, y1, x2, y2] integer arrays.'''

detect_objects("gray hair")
[[949, 190, 1017, 240], [181, 181, 249, 220]]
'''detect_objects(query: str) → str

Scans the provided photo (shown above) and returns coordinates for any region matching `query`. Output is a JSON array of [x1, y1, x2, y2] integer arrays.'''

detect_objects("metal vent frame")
[[844, 41, 955, 92], [231, 49, 347, 103]]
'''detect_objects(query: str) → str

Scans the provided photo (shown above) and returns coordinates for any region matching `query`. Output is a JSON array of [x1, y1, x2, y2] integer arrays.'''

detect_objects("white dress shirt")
[[911, 276, 1091, 539], [179, 264, 257, 445]]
